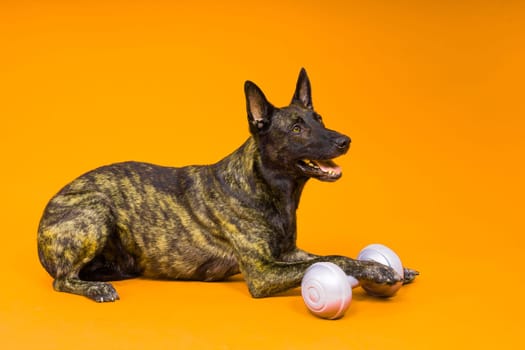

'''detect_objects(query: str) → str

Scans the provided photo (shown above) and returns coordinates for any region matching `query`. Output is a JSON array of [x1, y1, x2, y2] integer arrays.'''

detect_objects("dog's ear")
[[291, 67, 313, 109], [245, 80, 274, 133]]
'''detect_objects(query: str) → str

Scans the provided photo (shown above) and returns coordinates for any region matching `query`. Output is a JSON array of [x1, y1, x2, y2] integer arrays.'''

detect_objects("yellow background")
[[1, 1, 524, 348]]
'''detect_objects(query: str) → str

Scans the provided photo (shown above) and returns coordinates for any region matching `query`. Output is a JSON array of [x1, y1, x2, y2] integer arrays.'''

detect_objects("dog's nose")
[[335, 135, 351, 150]]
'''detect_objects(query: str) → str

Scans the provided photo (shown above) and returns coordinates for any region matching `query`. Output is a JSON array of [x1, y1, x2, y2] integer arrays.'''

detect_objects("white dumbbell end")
[[301, 262, 352, 320], [357, 243, 404, 297]]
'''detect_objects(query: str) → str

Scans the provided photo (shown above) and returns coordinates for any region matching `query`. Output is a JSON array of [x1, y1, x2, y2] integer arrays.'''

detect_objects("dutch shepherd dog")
[[38, 69, 418, 302]]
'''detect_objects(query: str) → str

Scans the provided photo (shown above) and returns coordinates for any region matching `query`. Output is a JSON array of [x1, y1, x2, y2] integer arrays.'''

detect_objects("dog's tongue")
[[316, 160, 342, 175]]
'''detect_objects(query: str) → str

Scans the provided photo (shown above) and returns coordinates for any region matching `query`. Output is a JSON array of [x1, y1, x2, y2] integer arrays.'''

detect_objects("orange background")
[[1, 1, 524, 349]]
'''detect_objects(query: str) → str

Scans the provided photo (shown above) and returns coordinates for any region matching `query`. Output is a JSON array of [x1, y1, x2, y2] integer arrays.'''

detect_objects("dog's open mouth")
[[297, 159, 342, 181]]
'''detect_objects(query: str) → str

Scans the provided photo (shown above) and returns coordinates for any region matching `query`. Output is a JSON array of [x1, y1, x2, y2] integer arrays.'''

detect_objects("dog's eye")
[[292, 125, 302, 133]]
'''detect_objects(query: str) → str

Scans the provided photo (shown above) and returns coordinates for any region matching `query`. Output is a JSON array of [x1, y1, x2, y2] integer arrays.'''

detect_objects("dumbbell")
[[301, 244, 405, 319]]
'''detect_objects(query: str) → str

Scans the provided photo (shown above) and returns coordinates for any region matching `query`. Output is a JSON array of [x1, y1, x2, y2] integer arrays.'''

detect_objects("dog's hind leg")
[[38, 192, 120, 302]]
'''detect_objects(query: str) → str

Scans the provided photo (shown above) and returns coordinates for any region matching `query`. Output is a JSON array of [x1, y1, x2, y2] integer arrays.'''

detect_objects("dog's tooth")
[[302, 159, 321, 169]]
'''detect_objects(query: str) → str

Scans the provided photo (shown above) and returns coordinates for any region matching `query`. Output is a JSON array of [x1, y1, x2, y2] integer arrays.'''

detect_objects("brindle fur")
[[38, 69, 418, 302]]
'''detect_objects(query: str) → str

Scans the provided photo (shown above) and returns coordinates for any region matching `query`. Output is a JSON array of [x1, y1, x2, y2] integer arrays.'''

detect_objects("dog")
[[37, 68, 418, 302]]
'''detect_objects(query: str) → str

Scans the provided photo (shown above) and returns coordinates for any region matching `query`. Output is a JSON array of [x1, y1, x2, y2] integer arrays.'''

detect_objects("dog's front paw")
[[355, 261, 403, 297], [357, 260, 402, 285], [403, 267, 420, 285]]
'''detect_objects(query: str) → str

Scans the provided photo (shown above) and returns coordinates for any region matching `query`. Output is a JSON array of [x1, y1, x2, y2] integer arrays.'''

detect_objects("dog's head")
[[245, 68, 350, 182]]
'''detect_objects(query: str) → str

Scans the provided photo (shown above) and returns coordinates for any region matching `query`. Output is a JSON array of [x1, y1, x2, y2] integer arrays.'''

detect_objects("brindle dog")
[[38, 69, 418, 302]]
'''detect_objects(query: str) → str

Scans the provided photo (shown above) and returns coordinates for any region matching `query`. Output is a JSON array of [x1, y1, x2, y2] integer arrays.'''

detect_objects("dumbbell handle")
[[347, 275, 360, 288]]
